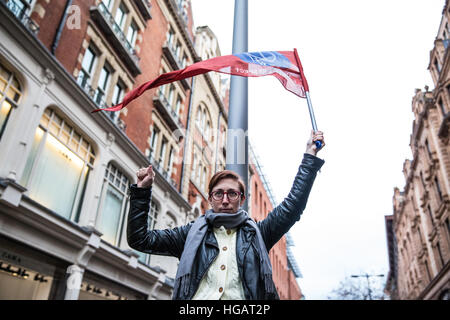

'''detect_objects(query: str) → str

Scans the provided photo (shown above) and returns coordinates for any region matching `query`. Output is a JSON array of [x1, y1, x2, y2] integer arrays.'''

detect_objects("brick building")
[[0, 0, 303, 299], [385, 0, 450, 300]]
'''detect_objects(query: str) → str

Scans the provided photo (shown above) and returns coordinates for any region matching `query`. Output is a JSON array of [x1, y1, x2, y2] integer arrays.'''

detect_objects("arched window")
[[20, 108, 95, 221], [0, 62, 22, 140], [195, 104, 213, 142], [97, 162, 130, 246]]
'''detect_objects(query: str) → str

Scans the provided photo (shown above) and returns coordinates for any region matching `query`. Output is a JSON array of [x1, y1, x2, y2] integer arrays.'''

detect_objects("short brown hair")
[[208, 170, 246, 196]]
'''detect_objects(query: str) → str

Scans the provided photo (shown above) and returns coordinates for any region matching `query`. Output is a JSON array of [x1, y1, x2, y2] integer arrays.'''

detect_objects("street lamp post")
[[351, 273, 384, 300]]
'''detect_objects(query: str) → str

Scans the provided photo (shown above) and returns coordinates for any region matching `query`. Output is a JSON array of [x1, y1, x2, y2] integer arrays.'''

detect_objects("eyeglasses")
[[210, 189, 242, 201]]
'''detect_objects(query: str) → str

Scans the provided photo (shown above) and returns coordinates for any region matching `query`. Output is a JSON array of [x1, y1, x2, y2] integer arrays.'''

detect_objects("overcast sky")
[[191, 0, 444, 299]]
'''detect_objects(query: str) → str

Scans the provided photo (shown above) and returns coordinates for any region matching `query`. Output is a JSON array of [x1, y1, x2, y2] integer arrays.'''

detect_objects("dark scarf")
[[172, 209, 276, 299]]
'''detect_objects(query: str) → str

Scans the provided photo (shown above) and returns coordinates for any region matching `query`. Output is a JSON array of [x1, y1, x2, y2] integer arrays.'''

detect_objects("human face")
[[208, 178, 245, 213]]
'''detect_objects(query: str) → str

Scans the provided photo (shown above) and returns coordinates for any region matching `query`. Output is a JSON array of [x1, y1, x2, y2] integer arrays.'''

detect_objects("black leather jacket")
[[127, 153, 324, 299]]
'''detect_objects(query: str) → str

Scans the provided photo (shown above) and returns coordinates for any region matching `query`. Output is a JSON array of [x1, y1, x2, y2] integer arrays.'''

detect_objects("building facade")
[[0, 0, 303, 300], [385, 0, 450, 300]]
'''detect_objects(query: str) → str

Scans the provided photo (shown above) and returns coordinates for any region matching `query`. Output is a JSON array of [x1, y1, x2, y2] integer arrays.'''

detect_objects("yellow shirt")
[[192, 226, 246, 300]]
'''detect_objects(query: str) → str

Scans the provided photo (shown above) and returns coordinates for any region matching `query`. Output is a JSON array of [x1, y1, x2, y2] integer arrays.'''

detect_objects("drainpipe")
[[51, 0, 73, 55], [179, 76, 195, 194]]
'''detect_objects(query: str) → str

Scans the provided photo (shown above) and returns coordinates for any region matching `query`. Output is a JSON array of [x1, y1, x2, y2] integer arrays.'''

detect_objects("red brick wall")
[[121, 1, 167, 154]]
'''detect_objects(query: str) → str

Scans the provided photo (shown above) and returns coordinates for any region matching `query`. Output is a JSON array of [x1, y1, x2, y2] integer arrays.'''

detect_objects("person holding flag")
[[127, 130, 325, 300]]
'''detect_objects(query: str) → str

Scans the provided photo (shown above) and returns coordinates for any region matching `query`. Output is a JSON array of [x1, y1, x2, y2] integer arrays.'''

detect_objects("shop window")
[[0, 62, 22, 140], [20, 108, 95, 222], [97, 163, 130, 246], [0, 242, 59, 300]]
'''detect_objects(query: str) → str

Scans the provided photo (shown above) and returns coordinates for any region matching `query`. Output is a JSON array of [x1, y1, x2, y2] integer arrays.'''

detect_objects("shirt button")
[[219, 287, 223, 293], [221, 265, 226, 271], [226, 229, 231, 235], [223, 246, 228, 251]]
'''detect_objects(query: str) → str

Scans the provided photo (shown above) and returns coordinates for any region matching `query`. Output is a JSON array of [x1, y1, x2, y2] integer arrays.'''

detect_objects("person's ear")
[[241, 194, 246, 202]]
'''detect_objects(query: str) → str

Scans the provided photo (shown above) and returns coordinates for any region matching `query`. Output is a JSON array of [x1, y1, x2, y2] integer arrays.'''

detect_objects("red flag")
[[92, 50, 308, 113]]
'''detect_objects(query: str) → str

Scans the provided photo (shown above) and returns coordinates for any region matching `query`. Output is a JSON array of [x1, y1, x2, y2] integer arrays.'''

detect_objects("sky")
[[191, 0, 445, 299]]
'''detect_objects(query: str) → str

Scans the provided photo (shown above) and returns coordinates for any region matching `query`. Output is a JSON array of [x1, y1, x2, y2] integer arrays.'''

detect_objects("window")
[[150, 126, 159, 158], [182, 54, 187, 68], [201, 167, 207, 191], [78, 46, 97, 89], [102, 0, 114, 11], [159, 137, 167, 167], [435, 177, 443, 201], [21, 108, 95, 221], [438, 99, 446, 116], [417, 227, 423, 246], [109, 80, 125, 123], [94, 63, 112, 105], [127, 21, 138, 47], [174, 96, 182, 115], [425, 139, 432, 159], [434, 59, 441, 74], [167, 146, 174, 177], [168, 85, 175, 105], [115, 3, 128, 32], [167, 26, 175, 47], [436, 242, 445, 267], [191, 153, 197, 179], [424, 260, 432, 282], [0, 63, 22, 140], [6, 0, 34, 18], [97, 163, 129, 246], [427, 205, 435, 227], [420, 171, 426, 188], [196, 106, 213, 142], [205, 120, 211, 141], [175, 41, 182, 60]]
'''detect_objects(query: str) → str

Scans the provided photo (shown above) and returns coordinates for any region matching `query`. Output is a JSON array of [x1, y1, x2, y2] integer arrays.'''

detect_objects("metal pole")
[[226, 0, 249, 211], [305, 92, 318, 132], [293, 49, 322, 149]]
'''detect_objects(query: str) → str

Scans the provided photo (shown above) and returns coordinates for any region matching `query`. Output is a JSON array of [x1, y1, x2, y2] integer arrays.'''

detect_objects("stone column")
[[64, 264, 84, 300]]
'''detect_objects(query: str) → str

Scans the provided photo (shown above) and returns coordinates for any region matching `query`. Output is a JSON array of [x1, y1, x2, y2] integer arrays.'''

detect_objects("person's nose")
[[222, 193, 230, 204]]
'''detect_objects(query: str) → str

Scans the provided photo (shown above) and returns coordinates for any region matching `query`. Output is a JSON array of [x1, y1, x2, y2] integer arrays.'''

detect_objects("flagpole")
[[293, 48, 322, 149], [227, 0, 249, 210]]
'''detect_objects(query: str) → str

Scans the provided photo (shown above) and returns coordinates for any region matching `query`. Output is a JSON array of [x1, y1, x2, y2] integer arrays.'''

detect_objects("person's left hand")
[[305, 130, 325, 156]]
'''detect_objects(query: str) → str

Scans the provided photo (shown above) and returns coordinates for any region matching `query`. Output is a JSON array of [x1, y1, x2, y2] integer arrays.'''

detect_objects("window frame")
[[96, 162, 130, 246], [0, 63, 22, 140], [21, 108, 96, 222], [78, 46, 99, 89]]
